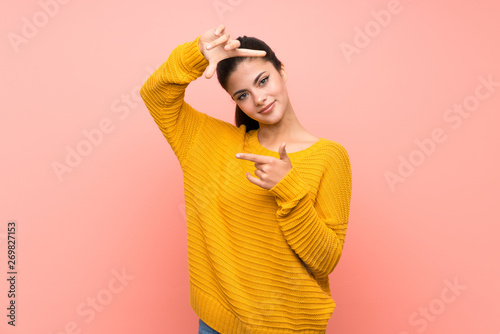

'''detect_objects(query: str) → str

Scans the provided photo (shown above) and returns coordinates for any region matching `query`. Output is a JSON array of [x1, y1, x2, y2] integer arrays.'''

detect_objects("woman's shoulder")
[[314, 137, 350, 164], [286, 131, 349, 161]]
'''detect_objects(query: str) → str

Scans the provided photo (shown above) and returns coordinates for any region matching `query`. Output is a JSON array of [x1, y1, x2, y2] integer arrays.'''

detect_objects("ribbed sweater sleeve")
[[268, 143, 352, 278], [139, 35, 209, 166]]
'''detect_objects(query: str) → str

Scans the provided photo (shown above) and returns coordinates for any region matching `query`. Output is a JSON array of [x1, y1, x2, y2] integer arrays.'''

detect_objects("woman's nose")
[[256, 95, 267, 105]]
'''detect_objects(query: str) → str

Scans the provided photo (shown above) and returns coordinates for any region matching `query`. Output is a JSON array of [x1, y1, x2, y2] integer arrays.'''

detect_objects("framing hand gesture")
[[236, 143, 292, 190], [198, 24, 267, 79]]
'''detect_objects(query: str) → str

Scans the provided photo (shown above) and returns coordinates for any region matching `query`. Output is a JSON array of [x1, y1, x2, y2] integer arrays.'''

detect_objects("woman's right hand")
[[198, 24, 266, 79]]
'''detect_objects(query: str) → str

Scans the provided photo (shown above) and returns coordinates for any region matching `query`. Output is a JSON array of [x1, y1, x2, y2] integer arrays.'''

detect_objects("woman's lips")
[[259, 101, 275, 113]]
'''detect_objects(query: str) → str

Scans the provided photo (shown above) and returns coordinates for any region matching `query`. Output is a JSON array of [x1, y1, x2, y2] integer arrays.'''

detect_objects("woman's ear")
[[280, 63, 288, 82]]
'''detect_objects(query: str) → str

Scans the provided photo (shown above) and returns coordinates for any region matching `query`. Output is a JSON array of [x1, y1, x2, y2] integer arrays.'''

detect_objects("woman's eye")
[[259, 76, 269, 85], [237, 93, 247, 101]]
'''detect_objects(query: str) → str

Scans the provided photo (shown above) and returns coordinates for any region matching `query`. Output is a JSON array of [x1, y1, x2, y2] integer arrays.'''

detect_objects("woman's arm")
[[269, 143, 352, 278], [140, 25, 267, 166], [140, 35, 209, 166]]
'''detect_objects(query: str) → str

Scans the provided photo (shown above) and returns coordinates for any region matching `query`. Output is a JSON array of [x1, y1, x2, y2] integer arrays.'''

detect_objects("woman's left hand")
[[235, 143, 292, 190]]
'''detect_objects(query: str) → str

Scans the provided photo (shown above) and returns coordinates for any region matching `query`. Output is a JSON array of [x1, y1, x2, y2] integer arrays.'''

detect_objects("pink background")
[[1, 1, 499, 333]]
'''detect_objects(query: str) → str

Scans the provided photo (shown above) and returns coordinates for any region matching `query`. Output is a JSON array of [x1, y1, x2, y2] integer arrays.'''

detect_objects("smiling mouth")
[[259, 101, 275, 113]]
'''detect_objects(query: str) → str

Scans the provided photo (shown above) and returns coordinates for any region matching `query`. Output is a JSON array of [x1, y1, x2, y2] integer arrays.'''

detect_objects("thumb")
[[204, 64, 216, 79], [279, 142, 289, 161]]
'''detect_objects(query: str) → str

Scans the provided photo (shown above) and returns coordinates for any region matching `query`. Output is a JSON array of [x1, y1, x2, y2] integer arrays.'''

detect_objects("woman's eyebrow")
[[232, 71, 266, 97]]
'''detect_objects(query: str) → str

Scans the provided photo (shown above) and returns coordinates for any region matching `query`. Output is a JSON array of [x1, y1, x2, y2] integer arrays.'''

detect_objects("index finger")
[[230, 48, 267, 58], [235, 153, 270, 163]]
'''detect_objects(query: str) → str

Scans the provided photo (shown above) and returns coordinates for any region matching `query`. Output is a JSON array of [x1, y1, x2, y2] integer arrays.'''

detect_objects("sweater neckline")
[[249, 128, 325, 157]]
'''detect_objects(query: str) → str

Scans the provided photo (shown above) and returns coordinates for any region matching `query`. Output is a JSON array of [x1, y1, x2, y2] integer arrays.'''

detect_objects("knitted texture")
[[140, 35, 352, 334]]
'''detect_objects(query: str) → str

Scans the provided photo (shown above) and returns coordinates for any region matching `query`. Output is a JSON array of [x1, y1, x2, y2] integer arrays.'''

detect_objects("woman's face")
[[226, 59, 288, 125]]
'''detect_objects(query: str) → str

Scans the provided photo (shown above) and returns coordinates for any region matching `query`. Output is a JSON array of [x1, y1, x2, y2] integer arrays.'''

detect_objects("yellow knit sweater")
[[140, 35, 352, 334]]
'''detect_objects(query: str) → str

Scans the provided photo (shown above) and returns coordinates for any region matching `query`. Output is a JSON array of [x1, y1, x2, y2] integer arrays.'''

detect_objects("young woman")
[[140, 24, 352, 334]]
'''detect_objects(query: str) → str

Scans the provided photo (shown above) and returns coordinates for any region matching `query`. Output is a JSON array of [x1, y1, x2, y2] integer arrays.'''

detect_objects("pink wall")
[[1, 1, 499, 333]]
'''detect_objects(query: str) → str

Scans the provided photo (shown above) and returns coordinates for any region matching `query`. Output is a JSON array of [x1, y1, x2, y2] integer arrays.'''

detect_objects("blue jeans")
[[198, 318, 220, 334]]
